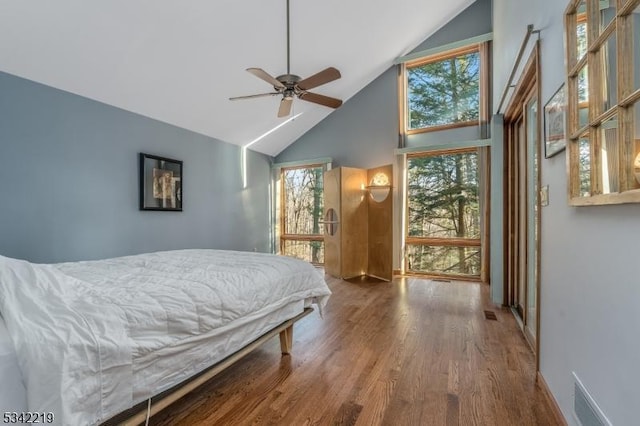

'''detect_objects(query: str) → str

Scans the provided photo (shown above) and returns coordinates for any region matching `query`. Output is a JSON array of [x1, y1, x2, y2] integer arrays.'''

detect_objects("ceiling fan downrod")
[[286, 0, 291, 75]]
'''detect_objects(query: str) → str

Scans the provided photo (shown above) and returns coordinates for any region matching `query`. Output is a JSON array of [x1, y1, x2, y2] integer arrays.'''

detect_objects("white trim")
[[394, 32, 493, 65], [395, 138, 492, 155], [272, 157, 332, 169]]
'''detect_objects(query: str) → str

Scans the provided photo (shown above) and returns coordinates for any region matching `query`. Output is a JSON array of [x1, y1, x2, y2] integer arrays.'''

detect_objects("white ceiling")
[[0, 0, 474, 156]]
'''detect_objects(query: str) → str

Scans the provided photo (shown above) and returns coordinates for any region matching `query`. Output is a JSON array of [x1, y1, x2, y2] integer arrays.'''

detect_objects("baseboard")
[[536, 372, 567, 426]]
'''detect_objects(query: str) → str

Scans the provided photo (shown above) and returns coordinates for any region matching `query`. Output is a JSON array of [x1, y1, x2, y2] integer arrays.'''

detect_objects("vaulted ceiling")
[[0, 0, 474, 156]]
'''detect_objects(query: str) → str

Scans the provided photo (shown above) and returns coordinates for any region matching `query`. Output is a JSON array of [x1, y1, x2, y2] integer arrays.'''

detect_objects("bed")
[[0, 249, 331, 426]]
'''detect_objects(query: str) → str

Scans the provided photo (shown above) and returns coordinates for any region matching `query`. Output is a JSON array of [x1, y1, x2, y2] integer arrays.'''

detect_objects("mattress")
[[0, 249, 331, 426]]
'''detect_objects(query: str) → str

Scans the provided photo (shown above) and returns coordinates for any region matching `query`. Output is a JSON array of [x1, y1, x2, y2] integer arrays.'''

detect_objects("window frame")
[[564, 0, 640, 205], [401, 43, 490, 135], [404, 147, 484, 281], [278, 163, 326, 265]]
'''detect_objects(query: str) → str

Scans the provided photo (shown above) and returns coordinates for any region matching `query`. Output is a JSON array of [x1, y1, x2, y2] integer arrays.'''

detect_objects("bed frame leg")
[[279, 324, 293, 355]]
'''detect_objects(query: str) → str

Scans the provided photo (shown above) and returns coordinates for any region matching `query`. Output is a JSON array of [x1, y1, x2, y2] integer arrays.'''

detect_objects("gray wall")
[[0, 71, 272, 263], [276, 0, 493, 168], [275, 67, 398, 169], [276, 0, 493, 272], [494, 1, 640, 425]]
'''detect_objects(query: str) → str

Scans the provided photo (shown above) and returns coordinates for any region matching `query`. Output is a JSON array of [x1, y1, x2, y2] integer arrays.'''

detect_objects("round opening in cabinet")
[[324, 208, 339, 236]]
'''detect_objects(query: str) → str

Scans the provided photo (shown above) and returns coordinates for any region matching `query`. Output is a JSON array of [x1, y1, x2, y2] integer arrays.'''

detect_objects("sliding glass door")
[[503, 45, 541, 355]]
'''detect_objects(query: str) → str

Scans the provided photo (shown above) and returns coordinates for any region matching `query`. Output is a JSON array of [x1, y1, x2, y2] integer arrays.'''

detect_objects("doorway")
[[503, 43, 541, 358]]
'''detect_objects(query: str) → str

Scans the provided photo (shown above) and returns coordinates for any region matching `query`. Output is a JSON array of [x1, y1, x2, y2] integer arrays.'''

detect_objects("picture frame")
[[544, 84, 567, 158], [139, 153, 183, 211]]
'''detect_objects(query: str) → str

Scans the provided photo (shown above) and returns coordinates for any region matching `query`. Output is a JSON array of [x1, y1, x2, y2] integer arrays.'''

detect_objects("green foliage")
[[407, 153, 480, 238], [408, 51, 480, 129], [407, 152, 481, 275]]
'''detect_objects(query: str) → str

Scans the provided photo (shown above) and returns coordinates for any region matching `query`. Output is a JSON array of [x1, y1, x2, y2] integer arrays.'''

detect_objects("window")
[[404, 45, 484, 133], [279, 165, 325, 264], [565, 0, 640, 205], [405, 148, 483, 279]]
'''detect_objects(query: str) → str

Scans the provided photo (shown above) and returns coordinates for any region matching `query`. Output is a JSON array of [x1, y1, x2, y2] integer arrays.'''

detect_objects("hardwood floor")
[[151, 275, 561, 425]]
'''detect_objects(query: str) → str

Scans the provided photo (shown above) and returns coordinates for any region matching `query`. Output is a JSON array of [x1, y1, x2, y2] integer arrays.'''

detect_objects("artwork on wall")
[[139, 153, 182, 211], [544, 84, 567, 158]]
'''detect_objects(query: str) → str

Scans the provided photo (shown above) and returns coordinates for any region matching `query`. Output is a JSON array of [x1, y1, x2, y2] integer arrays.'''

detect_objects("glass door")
[[505, 86, 540, 350], [525, 96, 539, 345]]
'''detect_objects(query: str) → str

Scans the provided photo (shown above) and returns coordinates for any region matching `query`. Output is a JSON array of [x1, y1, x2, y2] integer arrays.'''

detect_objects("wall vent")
[[573, 372, 612, 426]]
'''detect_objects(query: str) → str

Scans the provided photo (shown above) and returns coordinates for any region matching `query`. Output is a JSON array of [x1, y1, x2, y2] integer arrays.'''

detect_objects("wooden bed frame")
[[103, 307, 313, 425]]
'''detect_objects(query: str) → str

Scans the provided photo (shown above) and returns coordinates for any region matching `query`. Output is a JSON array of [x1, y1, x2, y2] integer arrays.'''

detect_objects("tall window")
[[565, 0, 640, 205], [279, 165, 325, 264], [405, 45, 481, 133], [405, 148, 482, 279]]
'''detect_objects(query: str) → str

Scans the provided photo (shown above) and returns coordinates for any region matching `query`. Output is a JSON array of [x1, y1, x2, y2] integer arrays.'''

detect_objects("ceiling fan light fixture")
[[228, 0, 343, 117]]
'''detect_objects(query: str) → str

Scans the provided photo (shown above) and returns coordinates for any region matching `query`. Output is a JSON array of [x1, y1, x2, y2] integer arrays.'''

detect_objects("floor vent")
[[483, 310, 498, 320], [432, 278, 451, 283], [573, 372, 611, 426]]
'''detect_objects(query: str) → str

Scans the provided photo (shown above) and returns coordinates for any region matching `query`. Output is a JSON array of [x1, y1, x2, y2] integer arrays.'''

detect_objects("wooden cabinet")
[[323, 167, 368, 279], [323, 165, 393, 281]]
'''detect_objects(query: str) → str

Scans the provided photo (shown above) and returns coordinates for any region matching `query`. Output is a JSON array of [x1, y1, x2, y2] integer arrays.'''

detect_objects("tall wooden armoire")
[[323, 165, 393, 281], [323, 167, 368, 279]]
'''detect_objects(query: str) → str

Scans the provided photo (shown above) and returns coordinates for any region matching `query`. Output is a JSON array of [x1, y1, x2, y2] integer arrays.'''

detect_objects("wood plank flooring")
[[151, 275, 561, 425]]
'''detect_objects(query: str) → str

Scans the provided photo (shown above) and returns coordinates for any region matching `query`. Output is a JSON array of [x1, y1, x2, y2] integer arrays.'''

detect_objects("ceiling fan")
[[229, 0, 343, 118]]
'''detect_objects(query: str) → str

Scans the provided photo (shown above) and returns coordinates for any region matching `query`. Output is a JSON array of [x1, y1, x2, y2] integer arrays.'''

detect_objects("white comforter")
[[0, 249, 330, 426]]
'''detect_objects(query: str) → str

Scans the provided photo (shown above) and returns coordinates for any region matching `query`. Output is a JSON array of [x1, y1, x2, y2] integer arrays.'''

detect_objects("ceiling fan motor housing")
[[276, 74, 301, 88]]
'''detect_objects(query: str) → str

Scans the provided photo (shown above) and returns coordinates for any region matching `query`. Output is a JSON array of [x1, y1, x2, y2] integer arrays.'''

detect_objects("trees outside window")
[[406, 47, 480, 132], [280, 165, 324, 264], [405, 149, 481, 278]]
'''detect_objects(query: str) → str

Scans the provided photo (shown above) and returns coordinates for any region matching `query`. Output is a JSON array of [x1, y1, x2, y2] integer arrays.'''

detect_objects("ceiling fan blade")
[[229, 92, 280, 101], [299, 92, 343, 109], [297, 67, 341, 90], [278, 97, 293, 117], [246, 68, 285, 89]]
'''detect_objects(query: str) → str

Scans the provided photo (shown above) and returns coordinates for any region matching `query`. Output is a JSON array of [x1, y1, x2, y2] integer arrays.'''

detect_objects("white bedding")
[[0, 315, 27, 414], [0, 249, 330, 426]]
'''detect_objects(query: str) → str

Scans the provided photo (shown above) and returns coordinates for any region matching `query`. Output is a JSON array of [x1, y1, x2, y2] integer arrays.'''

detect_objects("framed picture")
[[544, 84, 567, 158], [139, 153, 182, 211]]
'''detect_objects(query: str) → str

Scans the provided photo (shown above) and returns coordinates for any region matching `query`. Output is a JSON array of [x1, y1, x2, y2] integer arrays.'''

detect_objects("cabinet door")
[[340, 168, 368, 279], [367, 165, 393, 281]]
